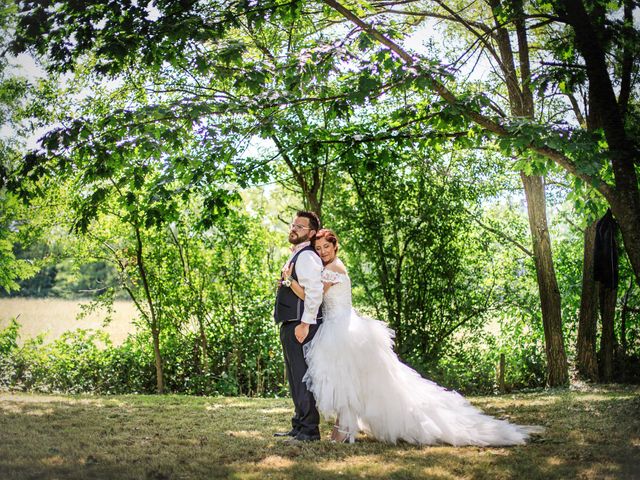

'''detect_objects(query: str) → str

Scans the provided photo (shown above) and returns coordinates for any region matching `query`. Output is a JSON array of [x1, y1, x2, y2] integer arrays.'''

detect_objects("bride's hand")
[[282, 264, 293, 279]]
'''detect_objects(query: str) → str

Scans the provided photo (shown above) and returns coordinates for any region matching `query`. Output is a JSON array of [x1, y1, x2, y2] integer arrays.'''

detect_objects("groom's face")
[[288, 216, 314, 245]]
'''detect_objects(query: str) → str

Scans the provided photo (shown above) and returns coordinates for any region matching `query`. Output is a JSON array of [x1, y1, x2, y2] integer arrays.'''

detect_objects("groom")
[[273, 210, 323, 442]]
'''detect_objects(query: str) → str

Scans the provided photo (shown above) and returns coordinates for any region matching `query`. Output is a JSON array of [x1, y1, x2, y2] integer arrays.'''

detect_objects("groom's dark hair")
[[296, 210, 321, 234]]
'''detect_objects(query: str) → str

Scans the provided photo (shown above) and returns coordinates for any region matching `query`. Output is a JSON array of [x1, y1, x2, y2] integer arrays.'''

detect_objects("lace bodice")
[[321, 269, 352, 316]]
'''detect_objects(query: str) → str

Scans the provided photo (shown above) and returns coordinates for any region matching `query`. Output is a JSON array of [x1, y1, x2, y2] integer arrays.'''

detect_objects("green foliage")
[[0, 319, 19, 356], [0, 317, 285, 396], [4, 0, 640, 399], [429, 326, 546, 394], [324, 141, 497, 369], [427, 331, 500, 394], [0, 192, 41, 294], [497, 317, 548, 391]]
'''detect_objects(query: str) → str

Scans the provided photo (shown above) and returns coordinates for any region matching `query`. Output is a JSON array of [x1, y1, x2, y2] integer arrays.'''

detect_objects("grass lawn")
[[0, 386, 638, 479]]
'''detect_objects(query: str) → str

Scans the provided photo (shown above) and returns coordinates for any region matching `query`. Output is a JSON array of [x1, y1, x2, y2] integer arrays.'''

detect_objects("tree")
[[321, 0, 640, 291], [320, 0, 569, 385], [576, 220, 599, 380], [6, 0, 638, 390], [321, 135, 500, 370], [0, 4, 46, 293], [553, 0, 640, 288]]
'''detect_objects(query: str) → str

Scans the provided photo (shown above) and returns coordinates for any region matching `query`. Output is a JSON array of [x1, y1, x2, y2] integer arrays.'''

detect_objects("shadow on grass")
[[0, 390, 638, 479]]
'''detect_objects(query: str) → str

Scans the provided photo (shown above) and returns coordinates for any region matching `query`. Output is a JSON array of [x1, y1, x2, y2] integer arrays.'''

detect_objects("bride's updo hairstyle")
[[316, 228, 339, 253]]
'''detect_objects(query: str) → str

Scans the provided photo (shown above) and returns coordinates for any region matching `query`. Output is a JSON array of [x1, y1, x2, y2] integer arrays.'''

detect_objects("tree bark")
[[498, 0, 569, 387], [609, 196, 640, 287], [618, 0, 634, 116], [521, 173, 569, 386], [304, 178, 323, 218], [151, 327, 164, 393], [598, 284, 617, 382], [577, 221, 599, 381], [620, 280, 633, 380]]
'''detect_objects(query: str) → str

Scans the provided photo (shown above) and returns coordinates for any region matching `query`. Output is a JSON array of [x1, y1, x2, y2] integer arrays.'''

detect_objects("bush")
[[0, 319, 19, 355], [425, 332, 500, 395], [0, 319, 285, 396], [0, 315, 547, 397], [411, 326, 547, 395]]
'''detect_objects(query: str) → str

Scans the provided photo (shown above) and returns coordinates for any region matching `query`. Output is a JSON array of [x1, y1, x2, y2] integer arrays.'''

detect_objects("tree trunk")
[[598, 284, 617, 382], [198, 316, 210, 373], [577, 221, 599, 381], [304, 189, 323, 219], [151, 326, 165, 393], [521, 173, 569, 386], [609, 194, 640, 287], [493, 1, 569, 387], [620, 280, 633, 380], [270, 134, 325, 218], [135, 225, 165, 394]]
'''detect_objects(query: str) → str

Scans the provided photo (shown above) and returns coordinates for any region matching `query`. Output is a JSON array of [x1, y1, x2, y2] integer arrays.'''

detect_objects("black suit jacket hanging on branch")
[[594, 209, 619, 289]]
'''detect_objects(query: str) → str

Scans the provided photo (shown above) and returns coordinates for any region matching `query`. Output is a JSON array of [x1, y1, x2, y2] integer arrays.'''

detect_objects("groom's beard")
[[289, 232, 309, 244]]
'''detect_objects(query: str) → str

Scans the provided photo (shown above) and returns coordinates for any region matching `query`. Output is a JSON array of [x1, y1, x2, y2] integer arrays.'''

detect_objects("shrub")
[[0, 320, 285, 396]]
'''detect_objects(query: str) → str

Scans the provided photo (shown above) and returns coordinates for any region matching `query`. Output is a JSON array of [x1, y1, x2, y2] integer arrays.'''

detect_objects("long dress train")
[[303, 270, 531, 446]]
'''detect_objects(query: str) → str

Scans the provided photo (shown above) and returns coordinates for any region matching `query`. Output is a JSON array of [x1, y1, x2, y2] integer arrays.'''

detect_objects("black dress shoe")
[[273, 429, 299, 437], [290, 432, 321, 442]]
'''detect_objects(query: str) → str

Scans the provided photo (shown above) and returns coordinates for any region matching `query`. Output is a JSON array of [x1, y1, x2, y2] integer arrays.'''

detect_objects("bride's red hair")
[[316, 228, 339, 253]]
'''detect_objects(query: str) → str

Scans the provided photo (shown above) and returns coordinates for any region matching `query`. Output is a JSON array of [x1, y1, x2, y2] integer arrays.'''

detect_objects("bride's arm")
[[322, 261, 347, 292], [285, 270, 332, 297], [290, 279, 305, 300], [282, 264, 305, 300], [283, 260, 344, 297]]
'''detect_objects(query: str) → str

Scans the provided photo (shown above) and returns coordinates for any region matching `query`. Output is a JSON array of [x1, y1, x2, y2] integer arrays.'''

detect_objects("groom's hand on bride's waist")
[[295, 322, 310, 343]]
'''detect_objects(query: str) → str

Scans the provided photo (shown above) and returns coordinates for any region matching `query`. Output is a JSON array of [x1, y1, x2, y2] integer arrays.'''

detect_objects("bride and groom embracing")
[[273, 210, 535, 445]]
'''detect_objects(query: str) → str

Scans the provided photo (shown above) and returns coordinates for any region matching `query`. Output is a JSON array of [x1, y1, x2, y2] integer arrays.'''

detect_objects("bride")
[[283, 228, 534, 446]]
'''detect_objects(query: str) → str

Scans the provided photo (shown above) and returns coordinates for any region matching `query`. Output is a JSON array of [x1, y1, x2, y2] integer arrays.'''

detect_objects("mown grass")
[[0, 386, 638, 479]]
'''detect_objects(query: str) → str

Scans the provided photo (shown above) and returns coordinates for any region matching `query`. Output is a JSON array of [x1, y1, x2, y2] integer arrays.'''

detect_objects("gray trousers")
[[279, 321, 320, 436]]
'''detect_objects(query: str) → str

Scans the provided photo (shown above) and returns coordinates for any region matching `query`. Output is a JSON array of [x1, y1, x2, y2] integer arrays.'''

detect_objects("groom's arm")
[[295, 251, 323, 325]]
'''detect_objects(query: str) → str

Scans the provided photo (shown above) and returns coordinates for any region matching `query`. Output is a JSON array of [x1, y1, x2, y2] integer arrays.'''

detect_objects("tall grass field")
[[0, 298, 137, 345]]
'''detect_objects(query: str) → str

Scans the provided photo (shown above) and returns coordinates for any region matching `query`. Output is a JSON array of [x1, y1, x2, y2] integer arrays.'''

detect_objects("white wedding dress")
[[303, 269, 530, 446]]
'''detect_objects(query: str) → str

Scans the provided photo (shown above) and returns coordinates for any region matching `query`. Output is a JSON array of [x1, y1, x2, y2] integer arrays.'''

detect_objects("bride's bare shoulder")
[[326, 258, 348, 275]]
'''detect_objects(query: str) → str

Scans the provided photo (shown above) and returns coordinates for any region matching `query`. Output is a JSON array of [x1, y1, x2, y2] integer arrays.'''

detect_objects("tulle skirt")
[[303, 307, 529, 446]]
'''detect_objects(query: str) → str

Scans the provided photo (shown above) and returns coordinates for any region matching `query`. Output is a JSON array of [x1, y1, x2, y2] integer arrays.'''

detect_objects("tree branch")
[[322, 0, 612, 199], [566, 93, 586, 126], [382, 8, 494, 35], [618, 0, 634, 116], [465, 208, 534, 257]]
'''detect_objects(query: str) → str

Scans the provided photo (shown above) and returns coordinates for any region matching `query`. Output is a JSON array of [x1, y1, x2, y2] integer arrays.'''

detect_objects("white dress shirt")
[[284, 241, 323, 325]]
